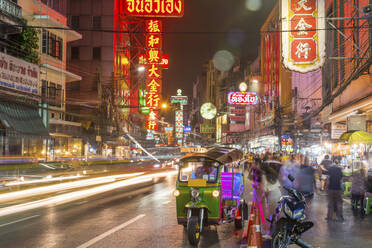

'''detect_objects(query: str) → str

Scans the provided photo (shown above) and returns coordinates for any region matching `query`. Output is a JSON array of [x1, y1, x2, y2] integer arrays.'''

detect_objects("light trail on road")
[[5, 175, 84, 186], [0, 172, 144, 204], [0, 170, 177, 217]]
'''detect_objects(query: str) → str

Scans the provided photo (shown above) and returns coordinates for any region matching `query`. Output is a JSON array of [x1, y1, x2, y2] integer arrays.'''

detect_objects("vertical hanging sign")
[[145, 19, 162, 131], [282, 0, 325, 72]]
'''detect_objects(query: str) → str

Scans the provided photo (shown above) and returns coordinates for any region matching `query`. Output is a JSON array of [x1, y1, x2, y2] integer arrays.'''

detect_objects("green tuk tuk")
[[173, 147, 248, 245]]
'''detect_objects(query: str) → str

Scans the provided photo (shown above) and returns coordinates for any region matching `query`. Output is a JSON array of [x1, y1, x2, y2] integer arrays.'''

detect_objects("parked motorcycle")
[[270, 175, 314, 248]]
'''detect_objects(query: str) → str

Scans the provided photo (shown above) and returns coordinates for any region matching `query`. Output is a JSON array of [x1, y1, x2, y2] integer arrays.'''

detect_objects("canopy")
[[180, 147, 243, 164], [0, 101, 48, 136], [339, 130, 372, 145]]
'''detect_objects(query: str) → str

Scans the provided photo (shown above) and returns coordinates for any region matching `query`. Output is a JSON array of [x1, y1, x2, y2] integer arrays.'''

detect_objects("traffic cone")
[[241, 202, 263, 248], [253, 204, 263, 248], [242, 202, 255, 239]]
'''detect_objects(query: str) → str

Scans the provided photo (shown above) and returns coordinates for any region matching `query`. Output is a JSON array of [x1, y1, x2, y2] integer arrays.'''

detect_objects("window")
[[42, 30, 48, 54], [71, 16, 79, 29], [42, 30, 63, 60], [56, 84, 62, 106], [71, 47, 79, 60], [41, 0, 61, 13], [49, 82, 56, 100], [93, 47, 101, 60], [92, 16, 101, 29], [42, 80, 48, 98]]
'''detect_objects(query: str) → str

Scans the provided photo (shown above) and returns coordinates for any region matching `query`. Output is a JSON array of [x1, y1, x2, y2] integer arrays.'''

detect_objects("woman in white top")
[[261, 161, 282, 238]]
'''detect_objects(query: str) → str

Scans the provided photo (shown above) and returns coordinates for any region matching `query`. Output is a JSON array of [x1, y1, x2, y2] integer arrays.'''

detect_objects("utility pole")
[[275, 96, 282, 152]]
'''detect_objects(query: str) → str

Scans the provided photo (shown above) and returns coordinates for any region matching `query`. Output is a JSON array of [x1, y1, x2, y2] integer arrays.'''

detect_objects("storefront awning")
[[0, 102, 49, 136]]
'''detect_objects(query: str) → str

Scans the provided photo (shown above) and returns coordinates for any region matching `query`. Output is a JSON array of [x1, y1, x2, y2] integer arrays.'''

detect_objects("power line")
[[1, 23, 372, 35]]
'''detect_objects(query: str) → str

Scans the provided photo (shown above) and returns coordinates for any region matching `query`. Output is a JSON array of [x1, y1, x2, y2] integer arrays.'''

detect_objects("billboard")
[[282, 0, 325, 72], [227, 92, 258, 105], [0, 52, 39, 95], [124, 0, 184, 17]]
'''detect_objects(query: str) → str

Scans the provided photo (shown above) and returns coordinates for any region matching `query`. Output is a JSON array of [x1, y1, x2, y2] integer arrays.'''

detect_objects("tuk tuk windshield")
[[179, 161, 219, 183]]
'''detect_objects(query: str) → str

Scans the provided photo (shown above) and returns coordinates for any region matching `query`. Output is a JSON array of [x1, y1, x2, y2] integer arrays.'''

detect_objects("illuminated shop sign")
[[124, 0, 184, 17], [282, 0, 325, 72], [227, 92, 258, 105], [183, 126, 191, 133]]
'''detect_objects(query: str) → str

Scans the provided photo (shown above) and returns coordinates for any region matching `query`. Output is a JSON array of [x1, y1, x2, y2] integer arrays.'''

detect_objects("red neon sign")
[[145, 20, 162, 33], [161, 54, 169, 69], [227, 92, 258, 105], [146, 110, 159, 130], [146, 49, 162, 64], [146, 34, 162, 48], [124, 0, 184, 17]]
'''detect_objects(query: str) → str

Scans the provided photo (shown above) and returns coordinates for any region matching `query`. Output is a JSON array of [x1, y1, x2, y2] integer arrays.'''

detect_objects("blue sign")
[[183, 126, 191, 133]]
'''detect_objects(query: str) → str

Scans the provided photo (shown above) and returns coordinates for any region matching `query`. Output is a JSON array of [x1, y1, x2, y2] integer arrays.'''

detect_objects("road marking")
[[0, 215, 40, 228], [76, 214, 146, 248]]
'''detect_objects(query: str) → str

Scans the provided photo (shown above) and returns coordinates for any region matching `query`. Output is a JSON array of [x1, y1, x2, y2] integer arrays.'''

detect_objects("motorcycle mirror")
[[288, 174, 295, 182]]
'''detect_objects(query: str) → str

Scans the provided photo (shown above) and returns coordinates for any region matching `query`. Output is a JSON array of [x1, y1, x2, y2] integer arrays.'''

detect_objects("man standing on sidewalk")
[[325, 159, 344, 222]]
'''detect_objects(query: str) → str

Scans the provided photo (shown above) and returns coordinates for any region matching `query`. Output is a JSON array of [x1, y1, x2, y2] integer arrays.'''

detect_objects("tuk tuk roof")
[[180, 147, 243, 164]]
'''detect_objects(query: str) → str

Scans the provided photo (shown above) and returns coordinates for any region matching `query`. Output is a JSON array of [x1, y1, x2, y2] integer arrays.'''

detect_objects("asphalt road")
[[0, 175, 371, 248]]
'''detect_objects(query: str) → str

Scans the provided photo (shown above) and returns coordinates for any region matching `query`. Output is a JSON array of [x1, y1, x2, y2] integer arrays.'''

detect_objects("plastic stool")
[[344, 182, 352, 197], [365, 197, 372, 215]]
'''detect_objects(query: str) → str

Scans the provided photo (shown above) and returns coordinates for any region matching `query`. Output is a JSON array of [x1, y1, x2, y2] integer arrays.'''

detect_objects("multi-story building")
[[321, 0, 372, 137], [19, 0, 83, 158], [256, 1, 326, 153], [0, 0, 48, 156], [65, 0, 135, 155]]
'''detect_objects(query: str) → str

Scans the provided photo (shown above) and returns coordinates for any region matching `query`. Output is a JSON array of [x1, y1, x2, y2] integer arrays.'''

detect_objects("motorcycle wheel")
[[272, 229, 290, 248], [187, 216, 201, 246]]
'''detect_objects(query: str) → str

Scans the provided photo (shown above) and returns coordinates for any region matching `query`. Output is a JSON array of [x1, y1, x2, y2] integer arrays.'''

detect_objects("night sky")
[[163, 0, 276, 99]]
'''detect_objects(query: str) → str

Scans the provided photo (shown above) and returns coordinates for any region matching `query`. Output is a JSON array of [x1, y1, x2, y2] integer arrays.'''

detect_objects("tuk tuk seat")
[[221, 172, 242, 200]]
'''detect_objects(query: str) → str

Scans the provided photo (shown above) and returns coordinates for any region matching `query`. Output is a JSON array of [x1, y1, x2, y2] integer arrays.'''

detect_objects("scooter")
[[270, 175, 314, 248]]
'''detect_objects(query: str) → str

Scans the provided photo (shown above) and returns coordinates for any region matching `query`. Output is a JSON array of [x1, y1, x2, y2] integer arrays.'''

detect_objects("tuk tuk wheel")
[[187, 216, 201, 245]]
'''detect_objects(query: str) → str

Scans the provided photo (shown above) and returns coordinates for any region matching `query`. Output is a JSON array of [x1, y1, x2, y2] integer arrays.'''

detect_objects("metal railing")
[[0, 0, 22, 19]]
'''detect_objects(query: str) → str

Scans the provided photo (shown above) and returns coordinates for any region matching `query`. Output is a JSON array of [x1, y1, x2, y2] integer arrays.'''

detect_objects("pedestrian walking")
[[250, 159, 270, 238], [319, 155, 333, 191], [294, 156, 316, 204], [279, 154, 297, 194], [325, 159, 344, 222], [351, 168, 367, 216], [261, 160, 282, 238]]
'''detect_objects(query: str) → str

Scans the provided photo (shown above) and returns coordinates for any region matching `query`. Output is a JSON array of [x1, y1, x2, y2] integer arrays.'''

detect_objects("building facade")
[[19, 0, 83, 159]]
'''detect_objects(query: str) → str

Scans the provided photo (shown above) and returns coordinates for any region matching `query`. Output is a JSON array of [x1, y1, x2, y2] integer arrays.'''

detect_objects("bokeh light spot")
[[213, 50, 235, 72], [245, 0, 262, 11]]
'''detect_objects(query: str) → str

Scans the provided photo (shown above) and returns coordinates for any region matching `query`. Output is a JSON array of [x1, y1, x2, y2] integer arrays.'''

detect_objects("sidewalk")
[[301, 192, 372, 248], [244, 176, 372, 247]]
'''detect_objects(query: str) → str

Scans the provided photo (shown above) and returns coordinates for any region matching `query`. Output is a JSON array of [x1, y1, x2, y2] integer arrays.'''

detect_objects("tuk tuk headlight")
[[191, 189, 200, 198], [212, 190, 220, 198], [173, 189, 180, 197]]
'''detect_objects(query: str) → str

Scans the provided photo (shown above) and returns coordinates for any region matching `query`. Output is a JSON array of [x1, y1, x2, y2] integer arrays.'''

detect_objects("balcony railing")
[[0, 0, 22, 19]]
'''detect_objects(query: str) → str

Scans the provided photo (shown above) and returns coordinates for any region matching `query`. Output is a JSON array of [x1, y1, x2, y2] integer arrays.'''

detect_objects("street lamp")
[[161, 103, 168, 109], [252, 79, 258, 84], [137, 66, 145, 72]]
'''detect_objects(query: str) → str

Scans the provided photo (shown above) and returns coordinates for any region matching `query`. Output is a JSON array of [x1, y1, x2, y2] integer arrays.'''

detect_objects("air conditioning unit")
[[362, 4, 372, 14]]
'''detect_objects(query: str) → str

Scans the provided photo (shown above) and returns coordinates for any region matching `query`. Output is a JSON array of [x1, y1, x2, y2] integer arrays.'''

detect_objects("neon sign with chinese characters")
[[227, 92, 258, 105], [124, 0, 184, 17], [146, 110, 159, 130], [282, 0, 325, 72]]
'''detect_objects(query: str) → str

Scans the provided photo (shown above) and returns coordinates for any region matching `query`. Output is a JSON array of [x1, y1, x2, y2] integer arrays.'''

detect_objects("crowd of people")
[[246, 152, 372, 239]]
